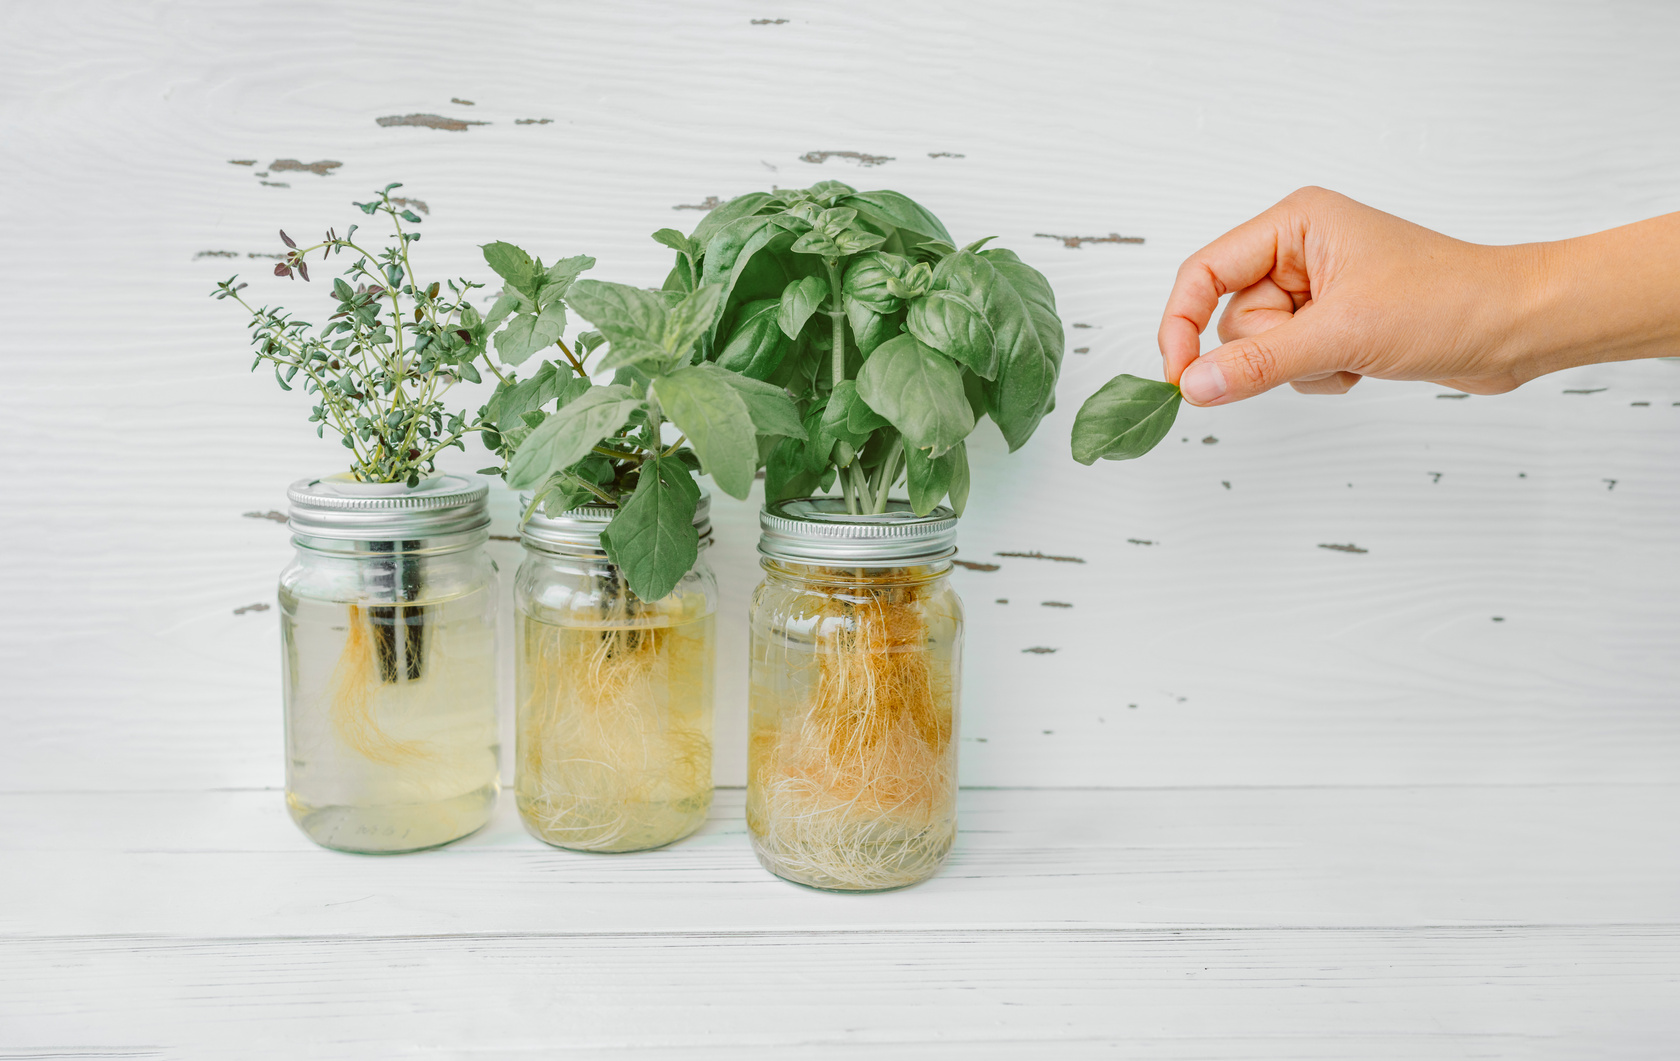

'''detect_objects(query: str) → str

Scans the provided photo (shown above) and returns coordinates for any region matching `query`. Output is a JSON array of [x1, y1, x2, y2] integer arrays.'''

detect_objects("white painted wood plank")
[[3, 786, 1676, 938], [3, 926, 1676, 1058]]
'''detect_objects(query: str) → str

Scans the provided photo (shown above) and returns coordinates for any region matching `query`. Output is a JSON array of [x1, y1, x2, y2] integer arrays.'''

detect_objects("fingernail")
[[1180, 358, 1227, 404]]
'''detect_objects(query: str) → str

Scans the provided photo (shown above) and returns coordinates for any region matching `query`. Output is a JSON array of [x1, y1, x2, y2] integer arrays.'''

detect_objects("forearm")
[[1504, 212, 1680, 378]]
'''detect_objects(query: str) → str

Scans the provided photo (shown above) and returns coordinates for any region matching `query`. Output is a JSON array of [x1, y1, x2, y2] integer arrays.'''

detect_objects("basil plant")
[[483, 243, 804, 602], [653, 180, 1066, 516]]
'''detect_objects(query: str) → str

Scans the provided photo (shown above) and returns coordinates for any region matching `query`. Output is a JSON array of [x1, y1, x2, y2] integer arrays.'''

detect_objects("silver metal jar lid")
[[759, 497, 957, 565], [287, 473, 490, 541], [521, 489, 712, 555]]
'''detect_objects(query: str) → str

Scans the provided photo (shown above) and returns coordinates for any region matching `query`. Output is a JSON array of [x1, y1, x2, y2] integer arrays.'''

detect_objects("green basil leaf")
[[903, 437, 957, 516], [778, 275, 829, 340], [962, 368, 990, 421], [765, 435, 821, 503], [715, 298, 789, 380], [789, 229, 844, 257], [840, 190, 954, 246], [1070, 374, 1181, 465], [687, 191, 775, 251], [566, 279, 669, 346], [841, 251, 909, 317], [600, 455, 700, 602], [842, 384, 891, 434], [979, 247, 1064, 447], [651, 366, 759, 499], [835, 228, 887, 255], [848, 303, 897, 358], [662, 283, 724, 357], [717, 370, 806, 439], [854, 333, 974, 457], [906, 289, 998, 379], [801, 399, 832, 473], [482, 242, 538, 298], [700, 215, 778, 330], [506, 385, 642, 489], [946, 439, 970, 516]]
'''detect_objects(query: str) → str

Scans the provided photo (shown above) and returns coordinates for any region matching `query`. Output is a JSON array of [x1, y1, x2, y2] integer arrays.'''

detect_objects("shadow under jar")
[[279, 475, 500, 854], [748, 498, 964, 891], [514, 494, 717, 853]]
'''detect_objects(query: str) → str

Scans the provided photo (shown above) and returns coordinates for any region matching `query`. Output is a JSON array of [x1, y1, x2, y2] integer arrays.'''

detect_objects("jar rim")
[[287, 473, 490, 541], [519, 489, 712, 557], [759, 497, 956, 565]]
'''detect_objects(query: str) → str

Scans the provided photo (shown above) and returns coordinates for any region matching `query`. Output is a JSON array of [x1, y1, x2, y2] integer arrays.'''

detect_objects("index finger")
[[1158, 204, 1296, 384]]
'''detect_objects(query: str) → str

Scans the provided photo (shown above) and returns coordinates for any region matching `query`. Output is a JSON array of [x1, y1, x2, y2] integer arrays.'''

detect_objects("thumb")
[[1177, 312, 1343, 406]]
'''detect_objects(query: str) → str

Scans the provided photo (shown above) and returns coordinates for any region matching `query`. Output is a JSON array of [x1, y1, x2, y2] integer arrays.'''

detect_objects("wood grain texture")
[[3, 0, 1679, 1054]]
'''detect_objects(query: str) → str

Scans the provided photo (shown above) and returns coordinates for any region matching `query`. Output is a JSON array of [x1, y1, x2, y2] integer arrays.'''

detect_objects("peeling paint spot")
[[1022, 646, 1059, 654], [800, 150, 893, 167], [229, 159, 257, 166], [1042, 729, 1054, 735], [515, 118, 554, 125], [376, 113, 489, 131], [1202, 435, 1218, 445], [995, 598, 1009, 604], [270, 159, 342, 176], [751, 17, 790, 23], [1128, 703, 1138, 709], [1126, 539, 1154, 546], [1632, 401, 1650, 406], [1564, 387, 1607, 394], [1034, 232, 1145, 249], [976, 737, 988, 742], [995, 550, 1085, 563], [390, 196, 429, 215], [194, 250, 239, 259], [488, 534, 520, 542], [248, 252, 285, 259], [1073, 347, 1090, 354], [1318, 542, 1368, 554], [243, 510, 287, 523], [762, 160, 779, 171], [1604, 478, 1617, 490], [927, 152, 965, 159], [233, 602, 271, 615], [1041, 601, 1073, 608], [1436, 392, 1469, 400], [1428, 472, 1443, 483], [1519, 472, 1527, 478], [260, 181, 290, 188], [952, 559, 1000, 571], [1492, 616, 1505, 622], [1221, 480, 1231, 490], [1071, 322, 1095, 329], [675, 196, 723, 212], [452, 97, 476, 106]]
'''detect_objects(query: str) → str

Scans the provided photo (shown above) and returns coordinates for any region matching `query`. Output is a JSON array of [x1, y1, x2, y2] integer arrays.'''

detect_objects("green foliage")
[[212, 184, 505, 485], [1069, 374, 1182, 465], [655, 181, 1063, 516], [495, 249, 803, 600]]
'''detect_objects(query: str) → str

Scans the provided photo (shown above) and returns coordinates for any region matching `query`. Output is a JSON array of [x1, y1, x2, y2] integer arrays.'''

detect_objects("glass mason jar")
[[278, 474, 500, 853], [747, 498, 964, 891], [514, 493, 717, 853]]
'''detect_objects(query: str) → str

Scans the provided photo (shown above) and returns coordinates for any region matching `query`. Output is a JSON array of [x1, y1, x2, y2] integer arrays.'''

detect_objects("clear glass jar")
[[747, 498, 963, 891], [278, 474, 499, 853], [514, 494, 717, 853]]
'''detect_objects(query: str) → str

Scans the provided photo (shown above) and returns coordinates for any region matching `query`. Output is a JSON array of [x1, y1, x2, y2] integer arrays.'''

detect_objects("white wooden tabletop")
[[4, 2, 1679, 1056]]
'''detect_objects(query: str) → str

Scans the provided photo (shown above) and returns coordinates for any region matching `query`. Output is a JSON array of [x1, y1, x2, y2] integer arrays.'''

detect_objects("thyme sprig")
[[211, 183, 504, 485]]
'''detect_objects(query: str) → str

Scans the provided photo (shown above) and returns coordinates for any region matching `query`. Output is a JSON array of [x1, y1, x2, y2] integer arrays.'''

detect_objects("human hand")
[[1159, 187, 1544, 405]]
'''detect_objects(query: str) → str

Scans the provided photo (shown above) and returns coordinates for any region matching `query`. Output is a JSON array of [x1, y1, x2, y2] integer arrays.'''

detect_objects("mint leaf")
[[506, 385, 642, 489], [600, 456, 700, 602], [567, 279, 670, 345], [652, 366, 758, 499]]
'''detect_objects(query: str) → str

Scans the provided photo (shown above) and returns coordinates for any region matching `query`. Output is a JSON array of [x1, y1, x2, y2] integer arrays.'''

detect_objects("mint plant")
[[489, 244, 805, 601], [653, 180, 1065, 516]]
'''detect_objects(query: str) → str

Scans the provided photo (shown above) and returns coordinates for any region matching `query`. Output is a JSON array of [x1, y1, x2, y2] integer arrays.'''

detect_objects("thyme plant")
[[653, 181, 1065, 516], [212, 183, 511, 486]]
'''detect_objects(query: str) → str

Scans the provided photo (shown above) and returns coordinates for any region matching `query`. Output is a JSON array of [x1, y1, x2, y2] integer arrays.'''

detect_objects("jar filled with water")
[[279, 475, 499, 853], [514, 494, 717, 852], [748, 499, 963, 891]]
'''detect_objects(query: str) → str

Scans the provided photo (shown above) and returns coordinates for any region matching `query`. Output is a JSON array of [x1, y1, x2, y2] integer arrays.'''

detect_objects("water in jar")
[[281, 585, 499, 852], [516, 606, 714, 852], [747, 567, 961, 890]]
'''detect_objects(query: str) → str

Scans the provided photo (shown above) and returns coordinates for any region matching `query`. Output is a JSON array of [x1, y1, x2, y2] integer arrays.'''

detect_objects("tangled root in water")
[[750, 585, 955, 890], [519, 611, 712, 852], [330, 604, 430, 765]]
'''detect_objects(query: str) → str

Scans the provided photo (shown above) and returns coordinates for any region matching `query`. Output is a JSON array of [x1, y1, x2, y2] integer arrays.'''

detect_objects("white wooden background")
[[3, 1, 1679, 1056]]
